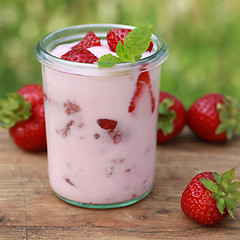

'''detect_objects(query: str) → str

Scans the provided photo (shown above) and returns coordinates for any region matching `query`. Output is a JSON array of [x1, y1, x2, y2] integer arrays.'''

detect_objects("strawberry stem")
[[200, 168, 240, 219]]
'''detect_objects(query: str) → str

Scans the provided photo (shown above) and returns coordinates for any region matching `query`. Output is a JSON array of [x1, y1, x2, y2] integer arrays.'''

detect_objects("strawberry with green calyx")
[[157, 91, 186, 143], [187, 93, 240, 142], [0, 84, 47, 151], [181, 169, 240, 226]]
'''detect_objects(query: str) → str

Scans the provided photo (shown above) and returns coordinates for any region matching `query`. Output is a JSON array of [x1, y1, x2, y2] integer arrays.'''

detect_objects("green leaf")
[[215, 96, 240, 139], [158, 98, 176, 136], [216, 198, 225, 215], [116, 41, 135, 64], [227, 208, 234, 219], [159, 98, 175, 114], [226, 128, 234, 139], [230, 191, 240, 199], [0, 93, 32, 129], [215, 122, 228, 134], [225, 198, 235, 212], [229, 182, 240, 191], [134, 54, 142, 61], [213, 172, 222, 184], [200, 178, 219, 193], [221, 168, 235, 185], [97, 54, 121, 68], [116, 41, 129, 60], [124, 24, 152, 57]]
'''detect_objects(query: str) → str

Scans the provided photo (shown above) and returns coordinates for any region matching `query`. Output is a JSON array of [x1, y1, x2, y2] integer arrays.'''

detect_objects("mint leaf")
[[134, 54, 142, 61], [124, 24, 152, 58], [116, 41, 136, 64], [97, 54, 120, 68]]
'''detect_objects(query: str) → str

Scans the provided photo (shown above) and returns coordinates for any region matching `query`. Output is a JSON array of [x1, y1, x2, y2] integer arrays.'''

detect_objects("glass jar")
[[34, 24, 169, 209]]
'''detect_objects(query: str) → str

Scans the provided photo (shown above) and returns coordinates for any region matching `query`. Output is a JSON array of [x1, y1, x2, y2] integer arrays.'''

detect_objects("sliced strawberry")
[[63, 100, 81, 115], [72, 30, 101, 50], [97, 118, 121, 143], [106, 28, 131, 52], [61, 49, 98, 63], [97, 118, 117, 131], [128, 71, 155, 113], [147, 41, 153, 52]]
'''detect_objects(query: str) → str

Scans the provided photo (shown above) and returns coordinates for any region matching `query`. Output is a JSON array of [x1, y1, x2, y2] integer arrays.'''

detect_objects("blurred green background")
[[0, 0, 239, 107]]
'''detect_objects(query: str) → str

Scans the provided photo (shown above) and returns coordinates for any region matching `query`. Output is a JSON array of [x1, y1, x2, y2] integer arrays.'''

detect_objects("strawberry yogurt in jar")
[[34, 24, 168, 208]]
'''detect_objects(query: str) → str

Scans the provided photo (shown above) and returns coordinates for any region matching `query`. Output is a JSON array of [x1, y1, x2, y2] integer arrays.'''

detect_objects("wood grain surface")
[[0, 127, 240, 240]]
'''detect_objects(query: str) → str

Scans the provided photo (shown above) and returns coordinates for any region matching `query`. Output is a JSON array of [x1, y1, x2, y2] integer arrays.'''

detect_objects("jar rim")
[[34, 24, 169, 76]]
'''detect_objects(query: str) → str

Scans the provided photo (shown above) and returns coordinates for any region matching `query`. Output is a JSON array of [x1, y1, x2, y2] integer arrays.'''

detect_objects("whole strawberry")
[[0, 84, 47, 151], [181, 169, 240, 226], [187, 93, 240, 142], [157, 91, 186, 143]]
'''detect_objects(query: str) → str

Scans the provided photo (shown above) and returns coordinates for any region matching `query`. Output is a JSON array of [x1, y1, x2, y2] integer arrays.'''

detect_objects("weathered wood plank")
[[0, 128, 240, 239]]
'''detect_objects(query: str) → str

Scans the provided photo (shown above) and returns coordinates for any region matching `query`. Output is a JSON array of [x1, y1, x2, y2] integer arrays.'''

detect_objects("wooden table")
[[0, 127, 240, 240]]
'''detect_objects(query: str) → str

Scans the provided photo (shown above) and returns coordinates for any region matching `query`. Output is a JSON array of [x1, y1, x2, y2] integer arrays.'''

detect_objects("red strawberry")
[[181, 169, 240, 226], [187, 93, 240, 142], [146, 41, 153, 52], [61, 49, 98, 63], [107, 28, 132, 52], [97, 118, 121, 144], [97, 118, 117, 131], [71, 30, 101, 50], [106, 28, 153, 52], [157, 91, 186, 143], [0, 84, 47, 151], [128, 71, 155, 114]]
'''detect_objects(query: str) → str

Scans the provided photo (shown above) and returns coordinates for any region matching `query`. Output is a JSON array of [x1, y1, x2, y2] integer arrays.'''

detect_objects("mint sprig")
[[97, 24, 152, 68]]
